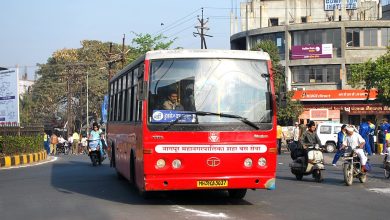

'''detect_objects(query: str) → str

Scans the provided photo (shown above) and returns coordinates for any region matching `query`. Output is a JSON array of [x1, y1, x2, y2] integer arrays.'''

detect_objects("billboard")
[[291, 44, 333, 60], [324, 0, 357, 11], [0, 69, 19, 125]]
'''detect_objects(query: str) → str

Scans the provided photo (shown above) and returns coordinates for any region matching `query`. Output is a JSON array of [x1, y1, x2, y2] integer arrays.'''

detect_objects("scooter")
[[289, 144, 325, 182], [342, 146, 368, 186], [88, 140, 102, 166]]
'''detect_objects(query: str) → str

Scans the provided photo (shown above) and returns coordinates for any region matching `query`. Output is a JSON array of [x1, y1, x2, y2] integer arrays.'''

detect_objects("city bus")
[[107, 49, 277, 199]]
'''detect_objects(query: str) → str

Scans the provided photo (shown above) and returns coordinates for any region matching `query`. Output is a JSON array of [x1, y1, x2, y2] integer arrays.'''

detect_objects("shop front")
[[292, 89, 389, 126]]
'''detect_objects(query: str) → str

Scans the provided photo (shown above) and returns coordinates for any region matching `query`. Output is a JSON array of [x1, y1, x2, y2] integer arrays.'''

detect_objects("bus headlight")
[[244, 158, 253, 168], [258, 157, 267, 167], [156, 159, 166, 169], [172, 159, 182, 169]]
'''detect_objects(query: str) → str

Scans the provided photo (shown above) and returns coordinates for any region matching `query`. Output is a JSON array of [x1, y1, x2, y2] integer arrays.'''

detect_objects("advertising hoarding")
[[324, 0, 357, 11], [291, 44, 333, 60], [0, 69, 19, 124]]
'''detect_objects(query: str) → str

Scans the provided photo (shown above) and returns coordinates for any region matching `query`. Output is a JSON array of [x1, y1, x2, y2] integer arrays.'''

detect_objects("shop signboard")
[[324, 0, 357, 11], [303, 104, 390, 115], [291, 44, 333, 60], [310, 109, 329, 120], [292, 89, 377, 101]]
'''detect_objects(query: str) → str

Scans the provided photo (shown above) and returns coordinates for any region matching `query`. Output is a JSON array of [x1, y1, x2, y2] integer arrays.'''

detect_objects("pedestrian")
[[81, 135, 88, 154], [293, 122, 300, 146], [380, 118, 390, 154], [72, 131, 80, 155], [43, 132, 50, 155], [50, 132, 58, 155], [277, 124, 284, 155], [332, 124, 347, 166], [67, 134, 73, 154], [359, 118, 372, 155], [367, 120, 376, 155]]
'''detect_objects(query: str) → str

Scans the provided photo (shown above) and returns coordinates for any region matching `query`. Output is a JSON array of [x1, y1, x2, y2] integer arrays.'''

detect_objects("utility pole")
[[193, 7, 212, 49]]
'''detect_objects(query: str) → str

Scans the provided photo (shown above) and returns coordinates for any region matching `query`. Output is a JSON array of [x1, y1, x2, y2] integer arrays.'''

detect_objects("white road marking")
[[171, 205, 229, 218], [0, 156, 57, 170], [368, 188, 390, 196]]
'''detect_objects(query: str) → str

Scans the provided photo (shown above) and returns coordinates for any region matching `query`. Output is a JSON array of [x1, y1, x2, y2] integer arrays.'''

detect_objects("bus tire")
[[130, 151, 135, 185], [228, 189, 247, 199], [110, 144, 116, 168]]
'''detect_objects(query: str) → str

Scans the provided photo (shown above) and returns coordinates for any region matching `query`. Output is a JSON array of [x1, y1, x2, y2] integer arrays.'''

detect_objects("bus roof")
[[110, 49, 270, 82], [145, 49, 270, 61]]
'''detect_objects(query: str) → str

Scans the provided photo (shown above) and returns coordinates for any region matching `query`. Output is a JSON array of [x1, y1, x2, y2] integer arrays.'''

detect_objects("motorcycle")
[[342, 146, 367, 186], [88, 139, 102, 166], [383, 153, 390, 179], [289, 144, 325, 182]]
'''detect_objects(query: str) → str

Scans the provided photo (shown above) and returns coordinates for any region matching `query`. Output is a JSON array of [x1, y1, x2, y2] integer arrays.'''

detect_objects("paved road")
[[0, 153, 389, 220]]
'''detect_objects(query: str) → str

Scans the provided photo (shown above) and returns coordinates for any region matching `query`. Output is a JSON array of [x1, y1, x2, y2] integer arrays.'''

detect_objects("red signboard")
[[292, 89, 377, 101], [303, 103, 390, 114]]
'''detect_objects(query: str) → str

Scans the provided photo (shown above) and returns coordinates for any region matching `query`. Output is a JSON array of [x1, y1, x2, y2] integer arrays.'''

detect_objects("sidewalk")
[[0, 151, 47, 168]]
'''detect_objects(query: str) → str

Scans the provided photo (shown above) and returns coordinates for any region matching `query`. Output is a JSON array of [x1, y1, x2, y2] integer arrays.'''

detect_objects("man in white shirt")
[[342, 126, 368, 172], [293, 122, 300, 145]]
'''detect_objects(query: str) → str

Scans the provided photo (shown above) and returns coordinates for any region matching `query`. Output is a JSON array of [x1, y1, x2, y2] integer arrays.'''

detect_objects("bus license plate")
[[197, 180, 228, 188]]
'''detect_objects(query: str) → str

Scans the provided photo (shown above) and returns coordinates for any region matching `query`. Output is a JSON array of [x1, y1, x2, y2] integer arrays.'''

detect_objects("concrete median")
[[0, 151, 47, 168]]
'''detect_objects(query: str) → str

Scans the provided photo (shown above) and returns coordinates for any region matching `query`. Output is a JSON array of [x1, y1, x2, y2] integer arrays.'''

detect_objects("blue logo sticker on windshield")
[[151, 110, 196, 123]]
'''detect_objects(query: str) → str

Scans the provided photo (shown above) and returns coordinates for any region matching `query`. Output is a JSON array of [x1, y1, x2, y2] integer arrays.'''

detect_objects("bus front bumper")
[[144, 174, 276, 191]]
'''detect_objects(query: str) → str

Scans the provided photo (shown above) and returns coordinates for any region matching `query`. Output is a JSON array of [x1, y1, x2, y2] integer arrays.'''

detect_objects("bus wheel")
[[130, 152, 135, 185], [110, 145, 116, 168], [228, 189, 247, 199]]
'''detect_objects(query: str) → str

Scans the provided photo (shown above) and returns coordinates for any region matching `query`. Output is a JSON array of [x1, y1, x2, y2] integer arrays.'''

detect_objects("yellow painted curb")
[[0, 150, 48, 168]]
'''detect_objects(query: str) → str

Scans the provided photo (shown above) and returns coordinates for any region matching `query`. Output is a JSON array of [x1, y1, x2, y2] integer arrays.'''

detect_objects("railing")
[[0, 123, 44, 137]]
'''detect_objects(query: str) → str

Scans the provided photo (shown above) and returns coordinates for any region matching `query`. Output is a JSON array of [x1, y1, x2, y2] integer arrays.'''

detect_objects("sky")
[[0, 0, 242, 78]]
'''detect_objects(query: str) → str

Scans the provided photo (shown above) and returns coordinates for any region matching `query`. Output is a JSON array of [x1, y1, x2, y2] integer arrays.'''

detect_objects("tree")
[[20, 33, 175, 133], [253, 40, 303, 125], [349, 48, 390, 105]]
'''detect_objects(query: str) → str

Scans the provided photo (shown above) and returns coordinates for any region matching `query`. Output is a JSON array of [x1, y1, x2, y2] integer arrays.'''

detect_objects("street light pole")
[[86, 71, 89, 136]]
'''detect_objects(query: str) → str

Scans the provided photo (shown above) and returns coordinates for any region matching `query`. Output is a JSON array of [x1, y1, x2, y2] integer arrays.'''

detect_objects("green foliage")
[[0, 135, 44, 156], [349, 49, 390, 105], [20, 33, 175, 130], [252, 40, 303, 125]]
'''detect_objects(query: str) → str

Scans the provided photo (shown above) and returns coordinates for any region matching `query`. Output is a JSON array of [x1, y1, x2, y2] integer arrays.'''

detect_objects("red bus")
[[107, 49, 277, 199]]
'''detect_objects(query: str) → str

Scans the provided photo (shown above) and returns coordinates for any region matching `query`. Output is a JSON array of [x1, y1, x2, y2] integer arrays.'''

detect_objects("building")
[[230, 0, 390, 125]]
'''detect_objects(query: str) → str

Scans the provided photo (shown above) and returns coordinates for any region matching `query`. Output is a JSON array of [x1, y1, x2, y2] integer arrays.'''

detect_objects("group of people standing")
[[43, 122, 106, 156]]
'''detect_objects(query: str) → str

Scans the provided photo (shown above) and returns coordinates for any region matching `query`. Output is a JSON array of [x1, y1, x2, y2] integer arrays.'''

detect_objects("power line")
[[154, 8, 202, 35]]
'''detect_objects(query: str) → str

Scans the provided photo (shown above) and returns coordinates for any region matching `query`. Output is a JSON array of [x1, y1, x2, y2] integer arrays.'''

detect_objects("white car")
[[316, 122, 344, 153]]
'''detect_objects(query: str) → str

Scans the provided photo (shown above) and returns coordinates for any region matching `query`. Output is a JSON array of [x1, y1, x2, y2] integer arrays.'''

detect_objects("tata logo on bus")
[[208, 132, 220, 142], [207, 157, 221, 167]]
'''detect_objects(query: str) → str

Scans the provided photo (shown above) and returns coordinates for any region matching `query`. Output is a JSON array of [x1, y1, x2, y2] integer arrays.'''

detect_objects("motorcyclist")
[[299, 121, 321, 165], [341, 126, 368, 172], [300, 121, 321, 149], [88, 122, 103, 158]]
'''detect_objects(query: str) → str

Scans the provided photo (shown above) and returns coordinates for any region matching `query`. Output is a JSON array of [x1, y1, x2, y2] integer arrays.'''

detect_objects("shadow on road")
[[50, 155, 253, 205]]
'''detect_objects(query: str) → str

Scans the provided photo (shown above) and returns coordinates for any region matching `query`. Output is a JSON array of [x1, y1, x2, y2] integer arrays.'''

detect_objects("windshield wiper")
[[163, 111, 260, 131]]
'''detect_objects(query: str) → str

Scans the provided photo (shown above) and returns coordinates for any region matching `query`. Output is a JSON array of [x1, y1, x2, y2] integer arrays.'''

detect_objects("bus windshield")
[[148, 58, 272, 129]]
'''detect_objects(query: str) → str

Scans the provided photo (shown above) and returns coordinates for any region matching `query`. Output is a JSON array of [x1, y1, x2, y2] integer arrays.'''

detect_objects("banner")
[[291, 44, 332, 60], [324, 0, 357, 11], [101, 95, 108, 123], [0, 70, 19, 124]]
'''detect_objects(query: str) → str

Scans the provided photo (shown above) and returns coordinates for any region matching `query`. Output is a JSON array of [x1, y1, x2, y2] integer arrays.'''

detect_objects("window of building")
[[346, 28, 360, 47], [269, 18, 278, 26], [291, 65, 341, 84], [363, 28, 378, 47], [382, 28, 390, 47], [252, 32, 285, 60], [301, 16, 307, 23]]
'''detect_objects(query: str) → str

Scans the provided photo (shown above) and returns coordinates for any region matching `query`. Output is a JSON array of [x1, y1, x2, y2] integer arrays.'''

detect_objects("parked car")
[[316, 122, 344, 153]]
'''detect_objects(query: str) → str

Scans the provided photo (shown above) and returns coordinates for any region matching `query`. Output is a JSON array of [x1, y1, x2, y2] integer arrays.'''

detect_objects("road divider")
[[0, 151, 47, 168]]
